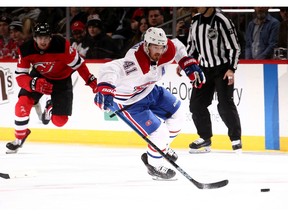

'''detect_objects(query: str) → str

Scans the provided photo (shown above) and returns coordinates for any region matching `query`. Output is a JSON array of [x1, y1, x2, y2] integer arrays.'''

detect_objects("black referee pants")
[[189, 64, 241, 141]]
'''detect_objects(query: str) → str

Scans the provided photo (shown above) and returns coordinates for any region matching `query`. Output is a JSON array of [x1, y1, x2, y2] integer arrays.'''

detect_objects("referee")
[[185, 7, 242, 153]]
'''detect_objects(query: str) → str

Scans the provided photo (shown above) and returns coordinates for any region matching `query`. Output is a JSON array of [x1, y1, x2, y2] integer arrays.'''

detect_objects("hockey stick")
[[109, 104, 133, 118], [72, 72, 79, 90], [110, 107, 228, 189], [0, 171, 36, 179]]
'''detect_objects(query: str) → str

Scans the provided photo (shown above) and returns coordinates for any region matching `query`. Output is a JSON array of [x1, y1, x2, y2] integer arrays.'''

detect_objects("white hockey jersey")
[[97, 38, 188, 105]]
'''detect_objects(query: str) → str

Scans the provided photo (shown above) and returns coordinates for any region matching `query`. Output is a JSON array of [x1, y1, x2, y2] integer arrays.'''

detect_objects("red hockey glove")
[[86, 74, 98, 93], [30, 77, 53, 95], [178, 56, 206, 88], [94, 82, 115, 111]]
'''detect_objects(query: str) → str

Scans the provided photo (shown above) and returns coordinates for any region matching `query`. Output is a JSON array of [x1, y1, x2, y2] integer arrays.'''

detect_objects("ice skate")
[[189, 138, 211, 153], [141, 153, 176, 180], [41, 99, 52, 125], [166, 148, 178, 162], [232, 140, 242, 154], [6, 129, 31, 154]]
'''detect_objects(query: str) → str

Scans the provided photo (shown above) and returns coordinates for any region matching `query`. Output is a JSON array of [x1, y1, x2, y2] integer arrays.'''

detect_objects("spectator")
[[111, 10, 143, 52], [245, 7, 280, 59], [131, 8, 144, 21], [70, 7, 88, 24], [9, 20, 25, 58], [57, 7, 89, 36], [134, 16, 149, 43], [0, 15, 11, 39], [138, 16, 149, 35], [120, 16, 148, 56], [224, 11, 246, 59], [82, 18, 120, 59], [146, 7, 172, 35], [37, 7, 65, 34], [90, 8, 124, 37], [146, 7, 164, 27], [18, 7, 41, 24], [278, 7, 288, 49], [130, 14, 141, 32], [176, 7, 198, 46], [70, 20, 88, 58], [0, 15, 12, 58]]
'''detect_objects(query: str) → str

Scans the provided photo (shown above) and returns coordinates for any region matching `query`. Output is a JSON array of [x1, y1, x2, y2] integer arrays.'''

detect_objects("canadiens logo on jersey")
[[34, 62, 55, 74], [145, 120, 152, 127]]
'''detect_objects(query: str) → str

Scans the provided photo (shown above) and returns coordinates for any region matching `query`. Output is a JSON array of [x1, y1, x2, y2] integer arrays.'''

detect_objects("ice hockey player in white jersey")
[[94, 27, 206, 180]]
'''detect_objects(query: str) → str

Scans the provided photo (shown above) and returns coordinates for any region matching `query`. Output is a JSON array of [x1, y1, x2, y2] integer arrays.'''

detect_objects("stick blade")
[[0, 171, 37, 179], [0, 173, 10, 179], [193, 179, 229, 189]]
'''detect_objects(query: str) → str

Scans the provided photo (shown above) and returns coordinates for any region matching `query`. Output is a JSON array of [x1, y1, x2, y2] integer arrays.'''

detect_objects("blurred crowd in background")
[[0, 7, 287, 60]]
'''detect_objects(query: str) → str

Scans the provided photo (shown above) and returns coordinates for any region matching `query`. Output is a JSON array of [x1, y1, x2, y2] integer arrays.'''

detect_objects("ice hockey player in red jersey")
[[6, 22, 97, 154]]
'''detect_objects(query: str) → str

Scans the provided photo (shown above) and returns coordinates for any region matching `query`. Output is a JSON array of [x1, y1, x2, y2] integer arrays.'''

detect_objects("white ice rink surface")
[[1, 142, 288, 216]]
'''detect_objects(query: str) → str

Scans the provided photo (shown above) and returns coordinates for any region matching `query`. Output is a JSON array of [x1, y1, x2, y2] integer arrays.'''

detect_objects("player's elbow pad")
[[16, 74, 33, 92]]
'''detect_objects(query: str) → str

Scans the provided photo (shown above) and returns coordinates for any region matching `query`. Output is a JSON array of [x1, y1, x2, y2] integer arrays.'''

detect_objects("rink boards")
[[0, 60, 287, 151]]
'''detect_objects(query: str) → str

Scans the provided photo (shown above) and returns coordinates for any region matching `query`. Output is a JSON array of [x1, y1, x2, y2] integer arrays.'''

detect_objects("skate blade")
[[189, 147, 211, 154], [233, 149, 242, 155], [152, 176, 178, 181], [6, 149, 18, 154]]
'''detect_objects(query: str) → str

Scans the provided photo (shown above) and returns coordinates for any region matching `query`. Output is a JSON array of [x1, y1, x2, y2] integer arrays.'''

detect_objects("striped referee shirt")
[[187, 8, 240, 71]]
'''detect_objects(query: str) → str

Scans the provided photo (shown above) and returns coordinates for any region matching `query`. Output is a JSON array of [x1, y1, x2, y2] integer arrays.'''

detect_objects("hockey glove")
[[86, 74, 98, 93], [72, 42, 89, 57], [178, 56, 206, 88], [30, 77, 53, 95], [94, 82, 115, 111]]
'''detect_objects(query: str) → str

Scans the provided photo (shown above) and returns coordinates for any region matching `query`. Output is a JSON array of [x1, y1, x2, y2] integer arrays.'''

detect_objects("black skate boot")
[[232, 140, 242, 154], [166, 148, 178, 162], [6, 129, 31, 154], [189, 138, 211, 153], [141, 153, 176, 180], [42, 99, 52, 125]]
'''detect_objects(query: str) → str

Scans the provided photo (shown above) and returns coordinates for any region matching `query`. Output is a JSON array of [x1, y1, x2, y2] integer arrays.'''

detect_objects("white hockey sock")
[[147, 122, 169, 167]]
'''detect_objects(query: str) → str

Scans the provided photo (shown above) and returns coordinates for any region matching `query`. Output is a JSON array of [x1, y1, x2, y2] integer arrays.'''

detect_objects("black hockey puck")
[[261, 188, 270, 192]]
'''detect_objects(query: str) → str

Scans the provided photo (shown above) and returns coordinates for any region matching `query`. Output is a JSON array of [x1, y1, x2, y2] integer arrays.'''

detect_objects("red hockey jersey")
[[15, 35, 92, 90]]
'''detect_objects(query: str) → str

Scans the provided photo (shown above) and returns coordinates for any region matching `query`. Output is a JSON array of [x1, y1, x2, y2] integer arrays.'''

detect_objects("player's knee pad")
[[147, 122, 169, 154], [15, 96, 34, 117], [165, 106, 184, 134], [51, 115, 68, 127]]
